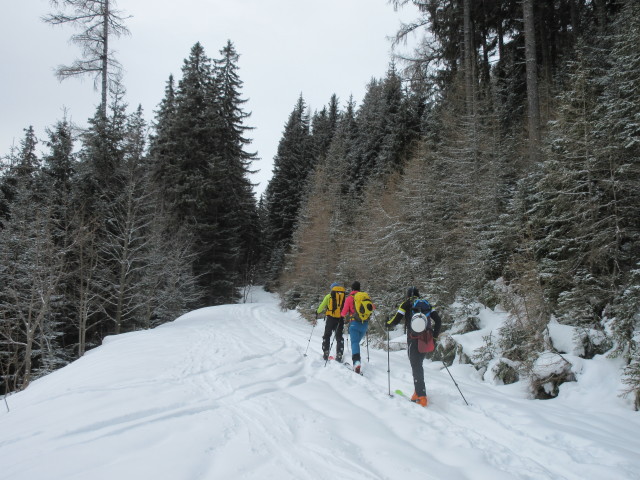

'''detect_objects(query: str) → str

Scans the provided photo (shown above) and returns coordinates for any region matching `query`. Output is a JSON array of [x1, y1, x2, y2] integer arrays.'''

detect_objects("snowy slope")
[[1, 288, 638, 480]]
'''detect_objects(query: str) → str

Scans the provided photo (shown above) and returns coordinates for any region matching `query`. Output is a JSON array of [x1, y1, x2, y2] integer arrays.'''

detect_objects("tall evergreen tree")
[[0, 127, 39, 228], [148, 42, 259, 304], [348, 66, 412, 193], [149, 75, 178, 215], [212, 41, 260, 297], [40, 118, 78, 359], [310, 94, 339, 163], [150, 43, 223, 303], [264, 96, 312, 285], [592, 1, 640, 374]]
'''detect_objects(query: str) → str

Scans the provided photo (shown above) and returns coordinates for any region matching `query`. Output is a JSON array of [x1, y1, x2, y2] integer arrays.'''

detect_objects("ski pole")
[[344, 319, 349, 352], [342, 317, 353, 353], [364, 308, 380, 363], [442, 361, 470, 406], [373, 311, 392, 396], [365, 328, 370, 362], [386, 315, 391, 396], [303, 312, 318, 357]]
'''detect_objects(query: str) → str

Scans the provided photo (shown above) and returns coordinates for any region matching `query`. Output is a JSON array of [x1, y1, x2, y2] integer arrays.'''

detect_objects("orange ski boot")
[[411, 393, 428, 407]]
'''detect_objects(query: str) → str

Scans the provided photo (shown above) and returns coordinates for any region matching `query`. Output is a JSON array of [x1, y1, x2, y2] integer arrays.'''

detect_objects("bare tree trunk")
[[101, 0, 109, 119], [479, 3, 491, 84], [497, 13, 505, 61], [18, 238, 62, 388], [463, 0, 475, 116], [78, 243, 89, 357], [569, 0, 580, 36], [523, 0, 541, 156], [76, 221, 101, 357], [22, 309, 47, 388], [43, 0, 129, 116], [594, 0, 607, 32], [78, 243, 94, 356], [113, 207, 131, 336]]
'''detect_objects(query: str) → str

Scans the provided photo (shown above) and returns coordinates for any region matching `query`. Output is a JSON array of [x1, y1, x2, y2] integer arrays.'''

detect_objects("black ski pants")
[[322, 316, 344, 356], [408, 337, 428, 397]]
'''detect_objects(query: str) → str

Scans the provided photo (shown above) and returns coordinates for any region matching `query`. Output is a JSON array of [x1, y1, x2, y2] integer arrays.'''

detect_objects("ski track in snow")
[[1, 288, 639, 480]]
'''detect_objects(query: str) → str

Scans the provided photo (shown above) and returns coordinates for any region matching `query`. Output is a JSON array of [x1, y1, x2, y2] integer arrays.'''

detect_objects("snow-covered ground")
[[1, 287, 638, 480]]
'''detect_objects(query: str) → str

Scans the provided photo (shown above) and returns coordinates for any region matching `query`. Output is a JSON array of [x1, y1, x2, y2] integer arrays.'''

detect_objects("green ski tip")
[[394, 389, 405, 396]]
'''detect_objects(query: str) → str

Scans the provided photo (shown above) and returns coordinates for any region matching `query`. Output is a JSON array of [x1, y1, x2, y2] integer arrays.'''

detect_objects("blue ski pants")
[[348, 320, 369, 363]]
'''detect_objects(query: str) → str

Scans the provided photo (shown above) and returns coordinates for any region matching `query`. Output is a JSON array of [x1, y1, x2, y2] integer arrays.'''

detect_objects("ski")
[[394, 389, 429, 406], [327, 355, 361, 375], [349, 363, 363, 375], [329, 355, 348, 365]]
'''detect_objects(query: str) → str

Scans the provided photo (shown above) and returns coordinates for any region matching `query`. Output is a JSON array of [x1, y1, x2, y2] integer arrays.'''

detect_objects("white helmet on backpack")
[[411, 313, 429, 333]]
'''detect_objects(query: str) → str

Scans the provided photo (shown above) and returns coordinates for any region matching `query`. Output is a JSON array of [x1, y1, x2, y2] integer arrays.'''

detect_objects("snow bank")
[[1, 288, 638, 480]]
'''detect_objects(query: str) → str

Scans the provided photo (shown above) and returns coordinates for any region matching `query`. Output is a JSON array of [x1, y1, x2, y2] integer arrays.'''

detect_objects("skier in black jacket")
[[387, 286, 442, 407]]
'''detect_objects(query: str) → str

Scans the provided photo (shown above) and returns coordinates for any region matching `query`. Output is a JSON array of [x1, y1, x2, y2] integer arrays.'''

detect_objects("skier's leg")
[[349, 322, 361, 363], [321, 317, 334, 359], [336, 318, 345, 360], [408, 339, 426, 397]]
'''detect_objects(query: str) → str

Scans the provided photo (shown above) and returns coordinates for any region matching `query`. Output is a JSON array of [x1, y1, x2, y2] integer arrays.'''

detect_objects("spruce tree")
[[310, 94, 339, 163], [264, 95, 312, 285], [594, 1, 640, 384], [149, 42, 259, 304], [212, 40, 260, 299], [348, 67, 411, 193], [149, 75, 178, 216], [278, 97, 353, 303], [41, 118, 78, 359]]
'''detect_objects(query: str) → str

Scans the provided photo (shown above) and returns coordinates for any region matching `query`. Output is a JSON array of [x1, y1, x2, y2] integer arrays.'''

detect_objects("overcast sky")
[[1, 0, 418, 196]]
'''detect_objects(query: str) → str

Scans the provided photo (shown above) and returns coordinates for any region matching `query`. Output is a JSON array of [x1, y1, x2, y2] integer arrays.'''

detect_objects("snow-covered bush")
[[486, 358, 520, 385], [281, 288, 301, 311], [622, 360, 640, 411], [472, 332, 498, 375], [433, 334, 457, 366], [547, 318, 610, 358], [529, 352, 576, 399], [448, 301, 481, 335]]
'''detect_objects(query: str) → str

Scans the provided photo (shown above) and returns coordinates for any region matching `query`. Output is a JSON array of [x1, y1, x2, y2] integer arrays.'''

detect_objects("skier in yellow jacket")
[[316, 282, 346, 361]]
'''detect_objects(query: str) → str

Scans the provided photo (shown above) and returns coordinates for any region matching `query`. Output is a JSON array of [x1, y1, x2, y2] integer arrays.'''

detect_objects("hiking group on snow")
[[315, 282, 441, 407]]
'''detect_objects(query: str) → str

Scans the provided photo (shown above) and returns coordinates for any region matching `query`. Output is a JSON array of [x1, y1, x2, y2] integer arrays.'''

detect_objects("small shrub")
[[530, 352, 576, 399]]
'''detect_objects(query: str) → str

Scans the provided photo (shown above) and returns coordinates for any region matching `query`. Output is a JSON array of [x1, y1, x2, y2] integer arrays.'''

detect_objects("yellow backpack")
[[327, 285, 346, 318], [353, 291, 373, 321]]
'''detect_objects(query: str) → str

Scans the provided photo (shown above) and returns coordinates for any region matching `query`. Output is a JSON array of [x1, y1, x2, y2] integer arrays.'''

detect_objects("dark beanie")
[[351, 281, 361, 291], [407, 286, 420, 298]]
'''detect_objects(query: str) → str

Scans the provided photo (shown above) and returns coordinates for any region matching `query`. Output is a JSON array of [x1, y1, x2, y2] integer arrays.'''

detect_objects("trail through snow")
[[1, 288, 638, 480]]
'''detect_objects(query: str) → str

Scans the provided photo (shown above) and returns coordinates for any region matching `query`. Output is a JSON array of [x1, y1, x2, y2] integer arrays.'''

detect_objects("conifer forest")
[[1, 0, 639, 408]]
